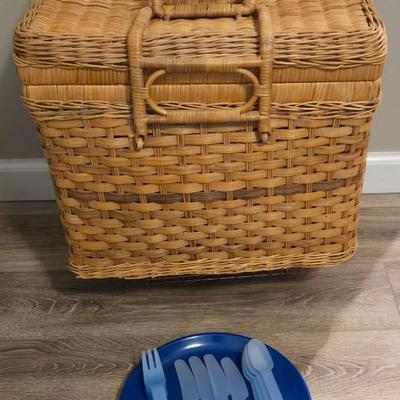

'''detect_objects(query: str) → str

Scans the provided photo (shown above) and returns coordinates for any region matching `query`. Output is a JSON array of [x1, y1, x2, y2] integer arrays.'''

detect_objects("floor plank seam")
[[383, 265, 400, 318]]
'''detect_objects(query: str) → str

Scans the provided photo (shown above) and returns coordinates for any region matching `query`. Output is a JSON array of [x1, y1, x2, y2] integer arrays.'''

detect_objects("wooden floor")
[[0, 194, 400, 400]]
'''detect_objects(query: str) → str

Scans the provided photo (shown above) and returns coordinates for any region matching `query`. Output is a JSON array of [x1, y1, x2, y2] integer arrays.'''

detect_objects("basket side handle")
[[127, 7, 153, 150], [258, 5, 274, 143]]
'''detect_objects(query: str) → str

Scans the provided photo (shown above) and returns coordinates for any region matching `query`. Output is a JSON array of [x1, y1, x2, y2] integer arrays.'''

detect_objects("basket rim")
[[70, 244, 358, 280]]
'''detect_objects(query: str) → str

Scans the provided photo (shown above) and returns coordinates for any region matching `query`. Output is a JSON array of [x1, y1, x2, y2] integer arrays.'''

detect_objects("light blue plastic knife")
[[188, 356, 214, 400], [203, 354, 229, 400], [221, 357, 250, 400], [175, 359, 200, 400]]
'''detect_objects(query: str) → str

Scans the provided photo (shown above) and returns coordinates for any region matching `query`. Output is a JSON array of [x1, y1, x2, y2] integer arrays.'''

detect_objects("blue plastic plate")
[[120, 332, 311, 400]]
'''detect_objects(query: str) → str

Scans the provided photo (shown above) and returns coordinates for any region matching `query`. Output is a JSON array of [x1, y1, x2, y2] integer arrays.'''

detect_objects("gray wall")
[[0, 0, 398, 159], [0, 0, 42, 158], [369, 0, 399, 152]]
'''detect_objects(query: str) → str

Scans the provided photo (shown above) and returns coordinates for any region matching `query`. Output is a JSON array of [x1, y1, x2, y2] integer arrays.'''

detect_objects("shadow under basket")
[[14, 0, 387, 279]]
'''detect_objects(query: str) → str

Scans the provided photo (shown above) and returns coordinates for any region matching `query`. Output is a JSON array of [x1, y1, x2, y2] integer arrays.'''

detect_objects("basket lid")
[[15, 0, 387, 85]]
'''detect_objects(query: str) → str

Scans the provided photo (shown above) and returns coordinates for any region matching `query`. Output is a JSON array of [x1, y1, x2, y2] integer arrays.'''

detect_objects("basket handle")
[[151, 0, 257, 19], [146, 68, 259, 114], [132, 67, 269, 150], [128, 5, 274, 150]]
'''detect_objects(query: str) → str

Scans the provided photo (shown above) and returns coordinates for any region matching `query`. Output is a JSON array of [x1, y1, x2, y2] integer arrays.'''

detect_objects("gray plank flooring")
[[0, 195, 400, 400]]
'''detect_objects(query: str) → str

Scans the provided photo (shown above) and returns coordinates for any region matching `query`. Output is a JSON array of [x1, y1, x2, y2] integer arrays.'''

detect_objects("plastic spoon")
[[246, 340, 283, 400]]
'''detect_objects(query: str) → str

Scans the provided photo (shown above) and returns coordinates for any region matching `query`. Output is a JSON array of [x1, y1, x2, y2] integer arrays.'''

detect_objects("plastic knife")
[[203, 354, 229, 400], [221, 357, 250, 400], [175, 359, 200, 400]]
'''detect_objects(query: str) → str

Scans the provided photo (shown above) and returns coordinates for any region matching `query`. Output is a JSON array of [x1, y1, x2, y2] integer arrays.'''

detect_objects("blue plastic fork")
[[142, 349, 168, 400]]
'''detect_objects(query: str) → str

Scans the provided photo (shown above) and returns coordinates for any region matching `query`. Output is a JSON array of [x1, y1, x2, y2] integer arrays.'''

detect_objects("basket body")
[[15, 0, 387, 279]]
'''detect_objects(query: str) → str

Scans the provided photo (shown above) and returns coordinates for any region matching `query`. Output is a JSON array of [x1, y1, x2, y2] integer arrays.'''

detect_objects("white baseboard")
[[1, 153, 399, 201], [363, 152, 400, 194]]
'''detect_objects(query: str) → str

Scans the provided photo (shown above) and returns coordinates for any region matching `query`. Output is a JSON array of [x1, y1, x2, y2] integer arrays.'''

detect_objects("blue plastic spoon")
[[242, 350, 270, 400], [246, 340, 283, 400]]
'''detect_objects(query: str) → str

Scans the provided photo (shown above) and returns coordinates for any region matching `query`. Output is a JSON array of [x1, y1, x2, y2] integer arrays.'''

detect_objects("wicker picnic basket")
[[14, 0, 387, 279]]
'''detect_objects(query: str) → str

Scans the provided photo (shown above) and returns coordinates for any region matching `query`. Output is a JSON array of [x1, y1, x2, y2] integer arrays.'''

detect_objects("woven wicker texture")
[[15, 0, 387, 84], [15, 0, 387, 279], [23, 80, 380, 279]]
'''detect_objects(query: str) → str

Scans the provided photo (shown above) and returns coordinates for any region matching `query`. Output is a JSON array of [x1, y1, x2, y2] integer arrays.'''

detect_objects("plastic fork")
[[142, 349, 168, 400]]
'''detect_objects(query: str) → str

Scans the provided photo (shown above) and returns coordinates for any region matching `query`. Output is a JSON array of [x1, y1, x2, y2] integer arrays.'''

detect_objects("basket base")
[[70, 245, 357, 280]]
